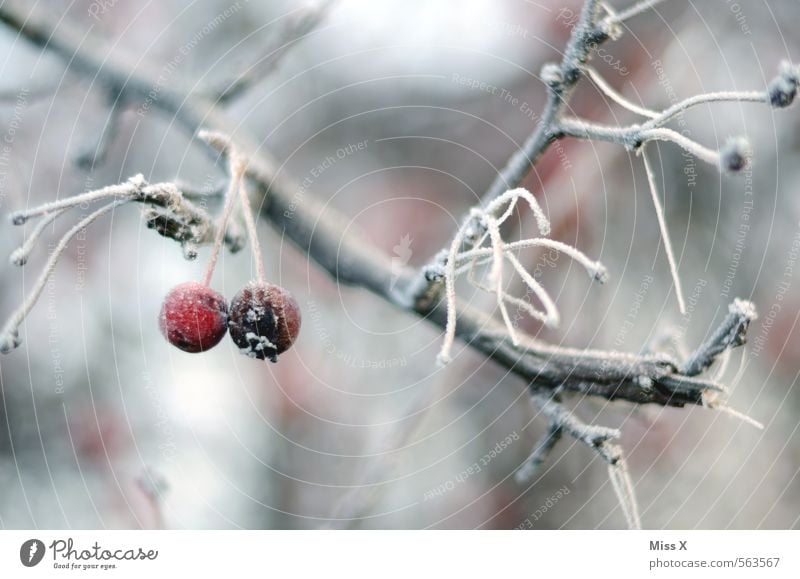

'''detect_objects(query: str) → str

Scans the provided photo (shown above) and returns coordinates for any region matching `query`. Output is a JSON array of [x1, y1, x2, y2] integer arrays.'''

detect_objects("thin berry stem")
[[237, 172, 267, 284], [202, 157, 245, 286]]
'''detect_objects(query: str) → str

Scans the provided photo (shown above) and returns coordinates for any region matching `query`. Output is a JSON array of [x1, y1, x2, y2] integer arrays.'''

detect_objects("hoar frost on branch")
[[0, 0, 796, 528]]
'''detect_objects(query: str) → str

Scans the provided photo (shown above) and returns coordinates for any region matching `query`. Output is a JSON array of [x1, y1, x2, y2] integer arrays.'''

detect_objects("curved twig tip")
[[0, 329, 20, 354]]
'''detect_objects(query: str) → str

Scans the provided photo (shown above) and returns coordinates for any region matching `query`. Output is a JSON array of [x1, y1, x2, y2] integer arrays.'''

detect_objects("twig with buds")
[[0, 174, 244, 353], [552, 61, 798, 313], [435, 187, 607, 365]]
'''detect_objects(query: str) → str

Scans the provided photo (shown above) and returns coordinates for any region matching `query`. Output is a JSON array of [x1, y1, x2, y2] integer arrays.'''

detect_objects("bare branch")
[[1, 176, 242, 351], [479, 0, 604, 208], [681, 299, 757, 377], [0, 0, 769, 411], [532, 393, 620, 462], [527, 392, 641, 528], [1, 200, 126, 353], [210, 0, 339, 104], [0, 1, 778, 530], [436, 188, 606, 365]]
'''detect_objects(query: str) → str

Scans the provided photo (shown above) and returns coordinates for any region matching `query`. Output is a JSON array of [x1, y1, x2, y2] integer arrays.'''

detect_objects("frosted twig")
[[641, 145, 686, 314], [477, 0, 604, 208], [651, 91, 766, 126], [608, 458, 642, 529], [702, 390, 764, 431], [681, 298, 757, 376], [437, 213, 473, 365], [436, 188, 606, 365], [9, 208, 68, 266], [582, 65, 659, 118], [483, 188, 551, 237], [506, 252, 560, 327], [9, 179, 142, 223], [602, 0, 668, 28], [1, 200, 126, 353], [546, 63, 798, 318], [532, 393, 620, 461], [556, 118, 733, 171], [1, 173, 244, 353], [556, 60, 800, 173], [717, 404, 764, 430], [455, 238, 606, 281], [640, 127, 723, 167], [486, 214, 517, 344], [411, 0, 613, 306], [530, 392, 640, 528], [8, 177, 221, 255]]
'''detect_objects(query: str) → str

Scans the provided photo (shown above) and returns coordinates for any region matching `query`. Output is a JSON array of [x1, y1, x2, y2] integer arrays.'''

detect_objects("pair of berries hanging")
[[159, 142, 300, 362], [160, 280, 300, 362]]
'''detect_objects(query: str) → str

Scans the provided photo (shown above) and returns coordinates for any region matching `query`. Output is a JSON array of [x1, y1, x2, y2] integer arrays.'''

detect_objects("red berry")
[[228, 282, 301, 362], [159, 281, 228, 353]]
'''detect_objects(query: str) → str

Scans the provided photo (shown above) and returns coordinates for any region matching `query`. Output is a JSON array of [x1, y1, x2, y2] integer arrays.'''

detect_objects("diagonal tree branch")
[[0, 0, 754, 411], [407, 0, 616, 307]]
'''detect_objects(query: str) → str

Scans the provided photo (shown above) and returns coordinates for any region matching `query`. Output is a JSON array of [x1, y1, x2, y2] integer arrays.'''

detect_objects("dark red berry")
[[228, 282, 301, 362], [159, 281, 228, 353]]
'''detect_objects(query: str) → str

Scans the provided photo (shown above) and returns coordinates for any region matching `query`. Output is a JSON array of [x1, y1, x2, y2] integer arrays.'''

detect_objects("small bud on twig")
[[540, 63, 564, 90], [768, 61, 799, 108], [720, 137, 752, 173]]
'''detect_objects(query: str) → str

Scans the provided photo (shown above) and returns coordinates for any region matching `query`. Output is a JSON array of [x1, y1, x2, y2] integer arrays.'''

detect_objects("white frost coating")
[[731, 298, 757, 320], [437, 187, 607, 365], [246, 308, 259, 323], [245, 331, 276, 351]]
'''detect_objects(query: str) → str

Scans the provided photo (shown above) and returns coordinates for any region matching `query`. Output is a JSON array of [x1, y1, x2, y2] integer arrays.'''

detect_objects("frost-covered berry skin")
[[159, 281, 228, 353], [228, 282, 301, 362]]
